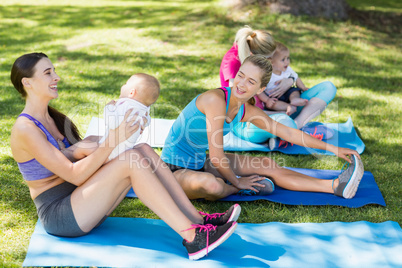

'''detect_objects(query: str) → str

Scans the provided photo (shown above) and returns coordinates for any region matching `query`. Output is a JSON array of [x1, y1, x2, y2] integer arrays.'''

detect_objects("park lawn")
[[0, 0, 401, 266]]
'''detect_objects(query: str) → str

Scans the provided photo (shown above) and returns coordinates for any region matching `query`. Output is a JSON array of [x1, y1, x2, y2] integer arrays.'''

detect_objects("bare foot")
[[286, 105, 297, 115], [290, 98, 308, 106]]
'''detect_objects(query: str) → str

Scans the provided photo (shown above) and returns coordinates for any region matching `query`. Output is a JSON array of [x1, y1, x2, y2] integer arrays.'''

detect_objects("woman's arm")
[[197, 90, 267, 191], [14, 110, 140, 186], [61, 135, 101, 162], [245, 105, 360, 162], [197, 90, 240, 185]]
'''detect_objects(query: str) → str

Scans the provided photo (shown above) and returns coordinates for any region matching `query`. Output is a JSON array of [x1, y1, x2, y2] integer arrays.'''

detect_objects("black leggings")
[[34, 182, 88, 237], [165, 162, 204, 173]]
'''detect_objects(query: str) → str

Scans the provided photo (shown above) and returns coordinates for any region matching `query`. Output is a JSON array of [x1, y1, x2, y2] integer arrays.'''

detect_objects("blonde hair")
[[235, 25, 276, 64], [272, 41, 289, 59], [133, 73, 160, 102], [243, 55, 273, 88], [123, 73, 160, 104]]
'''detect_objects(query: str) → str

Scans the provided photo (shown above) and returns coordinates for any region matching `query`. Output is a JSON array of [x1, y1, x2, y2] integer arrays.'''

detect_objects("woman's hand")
[[269, 78, 293, 98], [235, 175, 269, 193], [108, 109, 141, 147], [333, 147, 361, 163]]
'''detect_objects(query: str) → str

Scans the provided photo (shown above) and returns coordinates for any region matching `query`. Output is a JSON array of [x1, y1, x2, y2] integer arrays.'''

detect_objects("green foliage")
[[0, 0, 401, 266]]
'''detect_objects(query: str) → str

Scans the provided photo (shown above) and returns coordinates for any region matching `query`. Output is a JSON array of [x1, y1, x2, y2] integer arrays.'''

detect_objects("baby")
[[257, 42, 309, 116], [99, 73, 160, 160]]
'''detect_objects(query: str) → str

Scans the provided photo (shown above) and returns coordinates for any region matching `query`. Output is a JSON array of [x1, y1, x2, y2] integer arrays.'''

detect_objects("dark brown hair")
[[11, 53, 81, 144]]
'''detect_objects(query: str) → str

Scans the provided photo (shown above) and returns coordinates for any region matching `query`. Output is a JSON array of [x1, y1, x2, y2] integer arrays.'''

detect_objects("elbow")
[[209, 157, 221, 168], [208, 155, 229, 169]]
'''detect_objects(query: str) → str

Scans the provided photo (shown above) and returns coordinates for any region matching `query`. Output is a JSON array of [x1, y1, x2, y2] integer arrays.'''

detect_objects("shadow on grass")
[[0, 156, 35, 215]]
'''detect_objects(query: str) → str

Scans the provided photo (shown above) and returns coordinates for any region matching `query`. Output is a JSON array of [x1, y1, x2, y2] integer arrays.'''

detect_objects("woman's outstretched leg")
[[71, 147, 238, 260], [71, 148, 197, 241], [206, 153, 335, 193], [135, 144, 242, 224], [133, 143, 203, 224]]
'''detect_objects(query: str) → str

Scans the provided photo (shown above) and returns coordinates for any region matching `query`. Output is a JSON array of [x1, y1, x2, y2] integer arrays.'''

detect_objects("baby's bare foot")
[[286, 105, 297, 115], [290, 98, 308, 106]]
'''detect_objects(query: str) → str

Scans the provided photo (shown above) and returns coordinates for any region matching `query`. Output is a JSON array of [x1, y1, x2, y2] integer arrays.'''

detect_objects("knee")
[[194, 173, 225, 196], [120, 148, 150, 169], [260, 157, 280, 170], [319, 81, 337, 102], [133, 143, 154, 154], [322, 81, 337, 93]]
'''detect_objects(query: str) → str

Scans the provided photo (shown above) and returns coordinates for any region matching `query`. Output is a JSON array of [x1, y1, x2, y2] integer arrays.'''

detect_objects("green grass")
[[1, 0, 401, 266]]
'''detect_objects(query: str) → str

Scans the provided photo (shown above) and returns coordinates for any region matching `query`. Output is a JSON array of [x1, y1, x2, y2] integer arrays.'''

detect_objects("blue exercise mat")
[[85, 117, 365, 155], [127, 167, 385, 208], [23, 217, 402, 267]]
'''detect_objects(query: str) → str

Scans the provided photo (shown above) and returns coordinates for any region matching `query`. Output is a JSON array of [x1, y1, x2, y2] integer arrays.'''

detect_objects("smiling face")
[[24, 58, 60, 99], [271, 49, 290, 75], [232, 61, 266, 101]]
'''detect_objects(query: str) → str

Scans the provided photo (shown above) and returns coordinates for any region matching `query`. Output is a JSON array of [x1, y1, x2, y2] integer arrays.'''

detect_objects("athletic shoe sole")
[[227, 204, 241, 222], [188, 222, 238, 261], [342, 155, 364, 199], [269, 138, 278, 150]]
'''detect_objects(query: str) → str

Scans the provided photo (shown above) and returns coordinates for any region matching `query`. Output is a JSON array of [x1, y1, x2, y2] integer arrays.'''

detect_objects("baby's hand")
[[106, 100, 116, 106], [264, 97, 277, 109]]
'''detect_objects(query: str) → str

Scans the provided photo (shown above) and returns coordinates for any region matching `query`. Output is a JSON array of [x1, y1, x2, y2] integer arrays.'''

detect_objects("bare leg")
[[71, 148, 196, 241], [205, 153, 337, 194], [270, 99, 291, 112], [133, 143, 203, 224], [286, 105, 297, 116], [294, 97, 327, 129], [173, 168, 239, 201], [289, 91, 308, 107]]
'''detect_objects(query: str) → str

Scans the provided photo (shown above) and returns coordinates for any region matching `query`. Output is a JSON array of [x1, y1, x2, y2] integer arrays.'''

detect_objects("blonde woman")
[[220, 26, 337, 144]]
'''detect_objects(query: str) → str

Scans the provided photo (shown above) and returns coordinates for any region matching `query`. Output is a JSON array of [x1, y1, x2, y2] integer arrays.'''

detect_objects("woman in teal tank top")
[[161, 55, 363, 201]]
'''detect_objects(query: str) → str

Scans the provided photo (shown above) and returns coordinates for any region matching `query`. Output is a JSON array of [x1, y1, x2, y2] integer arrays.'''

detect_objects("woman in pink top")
[[220, 26, 337, 144]]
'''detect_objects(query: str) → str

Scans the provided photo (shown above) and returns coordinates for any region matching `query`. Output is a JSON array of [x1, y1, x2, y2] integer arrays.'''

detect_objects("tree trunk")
[[232, 0, 351, 20]]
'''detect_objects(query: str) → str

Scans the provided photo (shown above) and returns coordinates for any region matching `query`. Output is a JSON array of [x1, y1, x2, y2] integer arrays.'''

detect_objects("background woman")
[[220, 26, 337, 143]]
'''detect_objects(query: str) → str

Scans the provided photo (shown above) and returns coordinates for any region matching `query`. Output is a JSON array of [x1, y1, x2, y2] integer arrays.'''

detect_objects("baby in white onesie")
[[99, 73, 160, 161], [257, 42, 309, 116]]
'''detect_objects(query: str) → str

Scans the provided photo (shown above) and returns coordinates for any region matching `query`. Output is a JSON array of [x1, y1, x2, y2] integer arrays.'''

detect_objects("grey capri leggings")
[[33, 182, 98, 237]]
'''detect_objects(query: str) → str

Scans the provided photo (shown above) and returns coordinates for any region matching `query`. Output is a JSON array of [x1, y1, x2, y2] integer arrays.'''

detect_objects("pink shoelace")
[[182, 224, 217, 256], [199, 211, 225, 221], [309, 127, 324, 140], [278, 139, 292, 148], [279, 127, 324, 149]]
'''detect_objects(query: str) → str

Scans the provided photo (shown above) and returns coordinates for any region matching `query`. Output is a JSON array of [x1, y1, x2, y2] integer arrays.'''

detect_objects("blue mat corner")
[[23, 217, 402, 267]]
